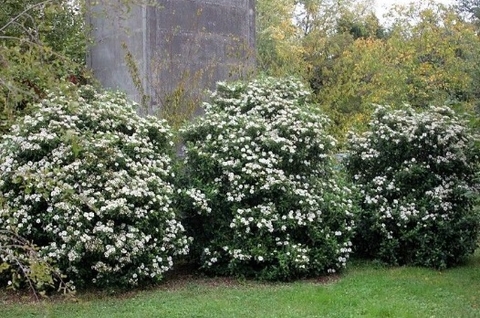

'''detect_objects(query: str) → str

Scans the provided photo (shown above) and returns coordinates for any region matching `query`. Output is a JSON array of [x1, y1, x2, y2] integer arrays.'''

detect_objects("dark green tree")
[[0, 0, 89, 135]]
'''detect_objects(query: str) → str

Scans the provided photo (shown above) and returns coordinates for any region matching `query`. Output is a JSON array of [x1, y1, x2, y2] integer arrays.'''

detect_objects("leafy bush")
[[0, 86, 189, 289], [1, 0, 89, 136], [179, 77, 356, 280], [0, 229, 71, 298], [346, 106, 480, 268]]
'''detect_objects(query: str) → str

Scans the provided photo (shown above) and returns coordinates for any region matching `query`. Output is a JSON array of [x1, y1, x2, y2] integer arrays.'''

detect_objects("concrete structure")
[[87, 0, 255, 115]]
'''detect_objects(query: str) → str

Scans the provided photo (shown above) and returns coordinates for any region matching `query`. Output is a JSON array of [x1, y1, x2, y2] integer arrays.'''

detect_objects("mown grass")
[[2, 251, 479, 318]]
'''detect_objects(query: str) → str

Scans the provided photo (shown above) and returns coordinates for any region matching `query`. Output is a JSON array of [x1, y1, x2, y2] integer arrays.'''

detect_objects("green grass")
[[2, 251, 479, 318]]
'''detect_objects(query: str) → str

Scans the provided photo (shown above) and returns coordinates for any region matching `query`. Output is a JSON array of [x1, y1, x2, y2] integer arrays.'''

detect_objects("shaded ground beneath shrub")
[[0, 263, 341, 305]]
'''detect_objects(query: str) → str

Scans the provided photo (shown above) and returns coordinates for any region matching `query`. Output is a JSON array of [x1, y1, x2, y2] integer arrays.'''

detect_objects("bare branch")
[[0, 0, 52, 34]]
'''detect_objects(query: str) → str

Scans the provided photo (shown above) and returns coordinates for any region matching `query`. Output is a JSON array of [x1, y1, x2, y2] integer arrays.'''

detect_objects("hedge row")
[[0, 78, 478, 293]]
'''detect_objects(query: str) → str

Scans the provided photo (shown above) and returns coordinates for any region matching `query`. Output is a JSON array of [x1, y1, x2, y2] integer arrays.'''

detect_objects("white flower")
[[0, 86, 188, 288], [181, 77, 354, 278]]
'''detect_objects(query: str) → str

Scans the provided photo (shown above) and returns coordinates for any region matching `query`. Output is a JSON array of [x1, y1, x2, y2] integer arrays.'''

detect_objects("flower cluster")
[[0, 86, 189, 288], [179, 77, 356, 280], [346, 105, 480, 268]]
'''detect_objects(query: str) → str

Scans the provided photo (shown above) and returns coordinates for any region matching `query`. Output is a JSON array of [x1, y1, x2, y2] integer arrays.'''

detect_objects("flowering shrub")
[[0, 86, 189, 288], [179, 77, 356, 280], [0, 229, 71, 298], [346, 106, 480, 268]]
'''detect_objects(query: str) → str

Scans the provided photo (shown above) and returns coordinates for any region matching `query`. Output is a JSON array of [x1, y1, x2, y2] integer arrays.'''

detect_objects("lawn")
[[1, 251, 479, 318]]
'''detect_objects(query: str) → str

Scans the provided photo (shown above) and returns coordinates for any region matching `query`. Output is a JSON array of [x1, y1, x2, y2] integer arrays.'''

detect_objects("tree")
[[257, 0, 480, 139], [336, 12, 386, 39], [307, 1, 480, 139], [0, 0, 89, 135], [455, 0, 480, 21], [256, 0, 306, 77], [255, 0, 376, 78]]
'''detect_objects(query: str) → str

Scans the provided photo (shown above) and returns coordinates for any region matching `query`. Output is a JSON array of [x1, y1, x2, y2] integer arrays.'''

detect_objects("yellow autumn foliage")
[[307, 2, 480, 140]]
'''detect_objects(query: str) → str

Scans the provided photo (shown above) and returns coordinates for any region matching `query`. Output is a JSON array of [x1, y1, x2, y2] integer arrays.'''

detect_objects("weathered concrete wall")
[[88, 0, 255, 115], [87, 2, 149, 107]]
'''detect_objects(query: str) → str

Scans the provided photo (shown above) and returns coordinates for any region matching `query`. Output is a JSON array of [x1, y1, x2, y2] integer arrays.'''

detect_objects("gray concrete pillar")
[[87, 0, 255, 117]]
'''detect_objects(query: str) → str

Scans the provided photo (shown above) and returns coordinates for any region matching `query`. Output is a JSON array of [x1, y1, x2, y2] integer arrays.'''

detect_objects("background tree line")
[[1, 0, 480, 140], [257, 0, 480, 138]]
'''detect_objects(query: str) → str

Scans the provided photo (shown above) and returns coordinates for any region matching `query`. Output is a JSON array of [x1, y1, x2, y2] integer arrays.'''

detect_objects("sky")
[[374, 0, 456, 19]]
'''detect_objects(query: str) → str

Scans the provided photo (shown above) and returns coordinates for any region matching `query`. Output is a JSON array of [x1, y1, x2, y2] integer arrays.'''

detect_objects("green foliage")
[[257, 0, 480, 140], [0, 0, 89, 136], [455, 0, 480, 26], [0, 229, 72, 299], [0, 0, 86, 63], [179, 77, 357, 280], [336, 11, 386, 40], [122, 42, 150, 111], [0, 86, 189, 289], [255, 0, 307, 77], [309, 3, 480, 139], [346, 105, 480, 268]]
